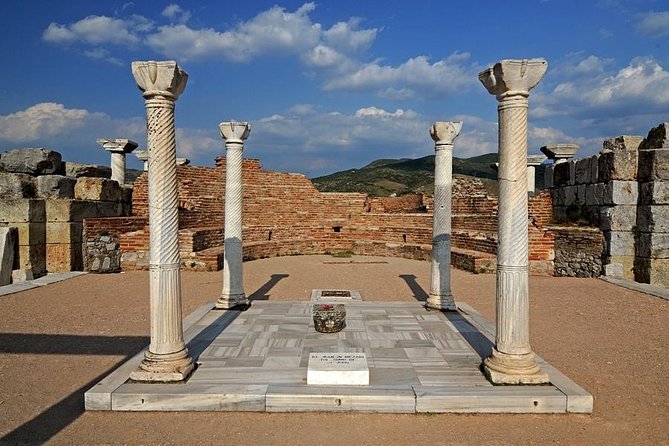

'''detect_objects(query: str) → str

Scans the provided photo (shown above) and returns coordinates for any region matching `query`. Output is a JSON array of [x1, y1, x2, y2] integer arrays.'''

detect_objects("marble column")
[[135, 150, 149, 171], [216, 121, 251, 309], [129, 60, 193, 382], [479, 59, 549, 384], [97, 138, 138, 184], [426, 121, 462, 311], [526, 155, 546, 194]]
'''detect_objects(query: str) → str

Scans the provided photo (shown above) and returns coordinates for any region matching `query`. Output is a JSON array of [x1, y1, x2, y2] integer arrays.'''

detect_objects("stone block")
[[37, 175, 77, 199], [603, 255, 635, 281], [602, 262, 623, 278], [550, 189, 562, 206], [603, 231, 635, 256], [64, 162, 111, 178], [0, 227, 17, 285], [589, 154, 599, 183], [46, 200, 99, 222], [544, 165, 553, 188], [639, 181, 669, 205], [585, 184, 605, 206], [13, 222, 46, 246], [121, 185, 133, 204], [637, 148, 669, 182], [0, 148, 63, 175], [602, 135, 644, 153], [598, 205, 636, 231], [0, 199, 46, 223], [634, 257, 669, 286], [74, 177, 122, 201], [17, 243, 46, 275], [638, 123, 669, 150], [637, 205, 669, 232], [575, 158, 591, 184], [564, 185, 578, 206], [603, 181, 638, 205], [552, 206, 567, 223], [0, 172, 36, 198], [553, 162, 573, 187], [598, 150, 638, 182], [636, 232, 669, 259], [46, 222, 83, 244], [576, 185, 586, 204], [46, 243, 82, 272], [97, 201, 124, 217]]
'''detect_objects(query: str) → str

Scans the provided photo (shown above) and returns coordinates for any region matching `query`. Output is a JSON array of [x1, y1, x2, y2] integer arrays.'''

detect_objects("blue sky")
[[0, 1, 668, 177]]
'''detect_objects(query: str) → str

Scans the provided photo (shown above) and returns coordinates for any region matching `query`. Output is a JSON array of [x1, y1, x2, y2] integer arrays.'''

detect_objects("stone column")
[[426, 121, 462, 311], [216, 121, 251, 309], [479, 59, 549, 384], [97, 139, 138, 184], [526, 155, 546, 194], [135, 150, 149, 171], [129, 60, 193, 382]]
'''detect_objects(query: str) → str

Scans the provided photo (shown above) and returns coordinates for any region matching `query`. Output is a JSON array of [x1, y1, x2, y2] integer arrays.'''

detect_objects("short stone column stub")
[[129, 60, 193, 382], [479, 59, 549, 385], [426, 121, 462, 311], [527, 155, 546, 194], [97, 138, 138, 184], [216, 121, 251, 310], [135, 150, 149, 171]]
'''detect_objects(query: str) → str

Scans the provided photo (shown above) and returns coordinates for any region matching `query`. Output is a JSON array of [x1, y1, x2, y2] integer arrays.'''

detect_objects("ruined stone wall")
[[366, 193, 425, 213], [552, 227, 604, 277]]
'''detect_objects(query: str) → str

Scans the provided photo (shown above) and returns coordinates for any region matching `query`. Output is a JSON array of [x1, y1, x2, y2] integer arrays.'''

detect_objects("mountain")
[[311, 153, 502, 196]]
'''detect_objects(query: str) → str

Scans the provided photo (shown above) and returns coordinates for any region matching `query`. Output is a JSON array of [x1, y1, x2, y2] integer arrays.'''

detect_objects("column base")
[[215, 293, 250, 310], [482, 348, 549, 385], [130, 348, 194, 382], [425, 293, 457, 311]]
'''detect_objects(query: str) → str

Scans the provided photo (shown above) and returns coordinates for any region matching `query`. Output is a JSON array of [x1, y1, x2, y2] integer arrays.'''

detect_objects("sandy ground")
[[0, 254, 667, 445]]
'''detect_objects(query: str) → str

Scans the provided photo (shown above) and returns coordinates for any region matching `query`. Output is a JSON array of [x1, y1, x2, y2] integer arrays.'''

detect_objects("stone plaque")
[[307, 353, 369, 386]]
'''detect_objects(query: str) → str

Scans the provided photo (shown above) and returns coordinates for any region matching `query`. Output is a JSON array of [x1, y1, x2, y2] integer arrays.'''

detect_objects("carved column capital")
[[132, 60, 188, 100], [430, 121, 462, 147], [219, 121, 251, 144], [478, 59, 547, 101], [97, 138, 138, 154]]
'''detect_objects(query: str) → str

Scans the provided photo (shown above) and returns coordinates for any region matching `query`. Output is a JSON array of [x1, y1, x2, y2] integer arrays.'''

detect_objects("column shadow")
[[444, 312, 494, 360], [399, 274, 428, 302], [247, 273, 289, 301]]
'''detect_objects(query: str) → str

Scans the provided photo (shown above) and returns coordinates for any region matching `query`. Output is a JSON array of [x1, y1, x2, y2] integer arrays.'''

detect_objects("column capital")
[[97, 138, 138, 154], [527, 155, 547, 167], [540, 144, 579, 163], [430, 121, 462, 146], [479, 59, 547, 100], [135, 150, 148, 162], [132, 60, 188, 100], [219, 121, 251, 144]]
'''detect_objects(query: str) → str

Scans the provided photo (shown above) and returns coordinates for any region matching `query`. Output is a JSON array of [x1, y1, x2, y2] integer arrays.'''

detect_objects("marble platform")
[[85, 300, 592, 413]]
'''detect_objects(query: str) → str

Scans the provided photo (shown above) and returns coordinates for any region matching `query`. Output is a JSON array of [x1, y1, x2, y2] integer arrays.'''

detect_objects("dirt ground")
[[0, 255, 667, 445]]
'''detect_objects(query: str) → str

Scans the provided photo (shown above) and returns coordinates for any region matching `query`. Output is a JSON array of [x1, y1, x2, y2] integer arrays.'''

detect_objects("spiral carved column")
[[479, 59, 549, 384], [129, 60, 193, 382], [216, 121, 251, 309], [426, 121, 462, 311]]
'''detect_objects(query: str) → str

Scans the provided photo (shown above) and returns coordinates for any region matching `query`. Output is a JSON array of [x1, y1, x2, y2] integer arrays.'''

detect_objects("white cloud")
[[0, 103, 101, 142], [636, 10, 669, 37], [323, 19, 377, 53], [162, 4, 191, 24], [175, 127, 219, 158], [42, 15, 144, 46], [83, 48, 124, 66], [323, 53, 474, 99]]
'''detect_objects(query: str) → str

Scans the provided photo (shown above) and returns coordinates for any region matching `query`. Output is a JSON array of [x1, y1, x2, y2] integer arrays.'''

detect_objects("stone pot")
[[312, 303, 346, 333]]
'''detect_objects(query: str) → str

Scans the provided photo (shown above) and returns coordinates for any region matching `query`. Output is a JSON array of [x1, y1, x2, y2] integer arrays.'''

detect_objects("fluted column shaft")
[[216, 122, 251, 309], [129, 60, 193, 382], [479, 59, 549, 384], [427, 121, 461, 310]]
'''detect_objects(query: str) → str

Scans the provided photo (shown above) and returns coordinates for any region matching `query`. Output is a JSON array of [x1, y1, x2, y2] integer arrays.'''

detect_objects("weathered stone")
[[637, 148, 669, 182], [576, 184, 586, 204], [603, 255, 635, 280], [0, 172, 36, 198], [598, 205, 636, 231], [603, 180, 638, 205], [64, 162, 111, 179], [639, 181, 669, 205], [74, 177, 123, 201], [589, 154, 599, 183], [637, 205, 669, 233], [0, 199, 45, 223], [91, 257, 101, 271], [312, 303, 346, 333], [0, 227, 17, 285], [634, 257, 669, 286], [543, 164, 553, 188], [585, 183, 605, 206], [603, 262, 623, 278], [602, 135, 644, 153], [46, 222, 83, 244], [96, 201, 124, 217], [46, 200, 99, 222], [13, 222, 46, 246], [0, 148, 63, 176], [638, 123, 669, 151], [598, 150, 638, 182], [564, 185, 578, 206], [553, 161, 573, 186], [101, 256, 111, 271], [16, 243, 46, 277], [604, 230, 635, 256], [46, 243, 82, 272], [575, 157, 591, 184], [37, 175, 76, 199], [636, 232, 669, 259]]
